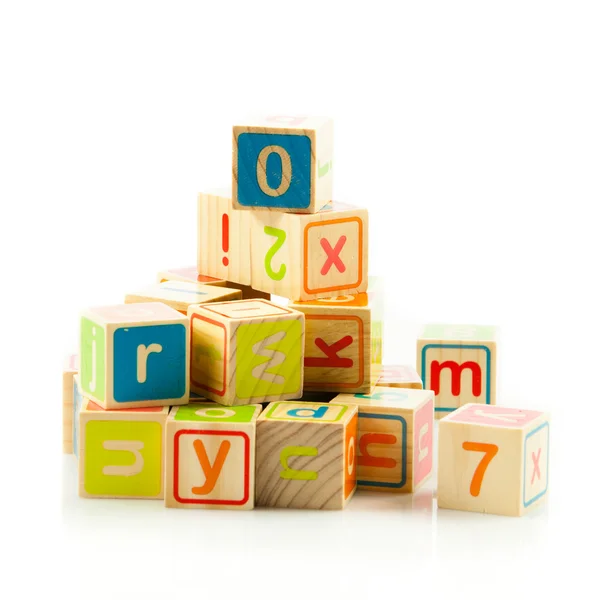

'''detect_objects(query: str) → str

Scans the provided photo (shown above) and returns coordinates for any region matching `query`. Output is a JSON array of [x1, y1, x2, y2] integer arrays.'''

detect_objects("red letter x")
[[531, 448, 542, 484], [320, 236, 347, 275], [305, 336, 353, 368]]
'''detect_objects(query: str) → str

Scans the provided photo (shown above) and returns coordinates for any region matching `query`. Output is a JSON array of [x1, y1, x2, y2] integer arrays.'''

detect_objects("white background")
[[1, 1, 599, 598]]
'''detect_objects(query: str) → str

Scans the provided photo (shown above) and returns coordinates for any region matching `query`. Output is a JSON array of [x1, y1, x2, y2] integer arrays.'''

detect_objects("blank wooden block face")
[[165, 403, 262, 510], [437, 403, 550, 516], [233, 115, 333, 214], [188, 300, 304, 406], [157, 266, 226, 286], [378, 365, 423, 389], [256, 402, 358, 509], [197, 190, 251, 285], [78, 400, 169, 499], [289, 292, 382, 393], [417, 324, 497, 419], [333, 387, 434, 493], [125, 281, 241, 314], [63, 354, 79, 454], [250, 201, 368, 301], [80, 302, 189, 409]]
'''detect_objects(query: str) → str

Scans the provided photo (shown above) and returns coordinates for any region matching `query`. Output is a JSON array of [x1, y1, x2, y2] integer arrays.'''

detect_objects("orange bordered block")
[[188, 299, 304, 406], [250, 201, 368, 301], [63, 354, 79, 453], [289, 289, 382, 394], [165, 403, 261, 510], [233, 115, 333, 214], [125, 281, 241, 315], [256, 402, 358, 509], [333, 387, 434, 493], [377, 365, 423, 389], [417, 324, 497, 419], [437, 403, 550, 516], [78, 399, 169, 499], [80, 302, 189, 409]]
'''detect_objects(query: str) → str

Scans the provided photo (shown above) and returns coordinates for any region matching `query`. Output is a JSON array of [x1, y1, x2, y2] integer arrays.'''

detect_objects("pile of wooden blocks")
[[62, 115, 549, 516]]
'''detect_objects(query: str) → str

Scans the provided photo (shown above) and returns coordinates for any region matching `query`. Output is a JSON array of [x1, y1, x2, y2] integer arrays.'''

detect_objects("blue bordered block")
[[417, 324, 497, 418], [332, 387, 435, 493], [438, 403, 550, 516], [233, 115, 333, 214]]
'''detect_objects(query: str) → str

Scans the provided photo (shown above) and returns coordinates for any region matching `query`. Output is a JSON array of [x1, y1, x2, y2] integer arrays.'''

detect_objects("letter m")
[[430, 360, 482, 397]]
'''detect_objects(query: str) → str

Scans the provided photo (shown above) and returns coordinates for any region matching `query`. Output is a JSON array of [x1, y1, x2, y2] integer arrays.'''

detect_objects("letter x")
[[531, 448, 542, 484], [320, 236, 347, 275]]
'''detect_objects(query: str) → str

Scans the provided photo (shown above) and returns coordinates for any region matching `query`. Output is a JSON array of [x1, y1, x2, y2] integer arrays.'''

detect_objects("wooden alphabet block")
[[333, 387, 434, 493], [197, 189, 251, 285], [256, 401, 358, 509], [233, 115, 333, 214], [438, 403, 550, 516], [125, 281, 241, 315], [377, 365, 423, 389], [289, 291, 382, 394], [188, 299, 304, 406], [165, 403, 262, 509], [63, 354, 79, 453], [78, 399, 169, 499], [417, 324, 497, 419], [250, 201, 368, 301], [80, 302, 189, 409], [157, 266, 227, 286]]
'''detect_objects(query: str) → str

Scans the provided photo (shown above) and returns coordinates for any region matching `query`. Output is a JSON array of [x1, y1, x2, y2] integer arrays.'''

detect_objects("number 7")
[[462, 442, 499, 497]]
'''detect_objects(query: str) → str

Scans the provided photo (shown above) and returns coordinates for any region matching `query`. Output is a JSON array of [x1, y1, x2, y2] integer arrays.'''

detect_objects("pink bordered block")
[[377, 365, 423, 389]]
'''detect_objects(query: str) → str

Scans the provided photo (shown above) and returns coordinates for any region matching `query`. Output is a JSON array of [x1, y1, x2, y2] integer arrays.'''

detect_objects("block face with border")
[[378, 365, 423, 389], [289, 292, 381, 394], [78, 400, 169, 499], [80, 303, 190, 409], [332, 387, 435, 493], [255, 401, 358, 509], [417, 324, 496, 418], [165, 403, 261, 510], [233, 115, 333, 214], [437, 403, 550, 516], [63, 354, 79, 453], [250, 201, 368, 301], [188, 300, 304, 406]]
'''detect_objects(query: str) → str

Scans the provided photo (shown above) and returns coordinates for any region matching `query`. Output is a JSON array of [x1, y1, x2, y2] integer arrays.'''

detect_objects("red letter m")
[[430, 360, 482, 397]]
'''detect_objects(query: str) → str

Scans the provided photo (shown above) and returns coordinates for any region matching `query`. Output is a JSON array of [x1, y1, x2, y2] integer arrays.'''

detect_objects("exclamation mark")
[[222, 213, 229, 266]]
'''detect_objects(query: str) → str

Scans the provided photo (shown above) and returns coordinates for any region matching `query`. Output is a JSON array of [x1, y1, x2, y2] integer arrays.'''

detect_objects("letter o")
[[195, 407, 236, 419], [347, 437, 355, 475], [256, 145, 292, 197]]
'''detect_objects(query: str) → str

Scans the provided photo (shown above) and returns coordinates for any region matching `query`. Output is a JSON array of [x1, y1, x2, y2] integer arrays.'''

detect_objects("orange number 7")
[[462, 442, 499, 497]]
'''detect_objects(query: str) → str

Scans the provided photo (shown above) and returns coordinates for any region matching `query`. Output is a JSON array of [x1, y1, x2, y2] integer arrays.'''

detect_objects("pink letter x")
[[531, 448, 542, 484], [320, 236, 347, 275]]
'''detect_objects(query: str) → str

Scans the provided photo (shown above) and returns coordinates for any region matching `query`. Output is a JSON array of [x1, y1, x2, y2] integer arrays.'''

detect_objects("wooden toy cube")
[[165, 403, 262, 509], [62, 354, 79, 453], [126, 281, 241, 315], [333, 387, 434, 493], [256, 401, 358, 509], [78, 399, 169, 499], [417, 324, 497, 419], [157, 266, 226, 286], [80, 302, 189, 409], [289, 290, 382, 394], [188, 299, 304, 406], [438, 403, 550, 516], [197, 189, 252, 285], [377, 365, 423, 389], [251, 201, 368, 301], [233, 115, 333, 214]]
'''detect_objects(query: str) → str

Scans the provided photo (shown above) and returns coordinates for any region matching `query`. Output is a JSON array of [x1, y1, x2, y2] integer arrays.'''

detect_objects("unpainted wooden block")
[[157, 266, 227, 286], [63, 354, 79, 454], [188, 299, 304, 406], [233, 115, 333, 214], [256, 401, 358, 509], [378, 365, 423, 389], [78, 399, 169, 499], [125, 281, 241, 315], [250, 201, 368, 301], [333, 387, 434, 493], [80, 302, 189, 409], [437, 403, 550, 516], [165, 403, 262, 509], [417, 324, 497, 419]]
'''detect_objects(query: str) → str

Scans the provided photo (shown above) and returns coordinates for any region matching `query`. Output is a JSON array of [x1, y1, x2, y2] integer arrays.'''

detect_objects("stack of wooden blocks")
[[63, 115, 549, 516]]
